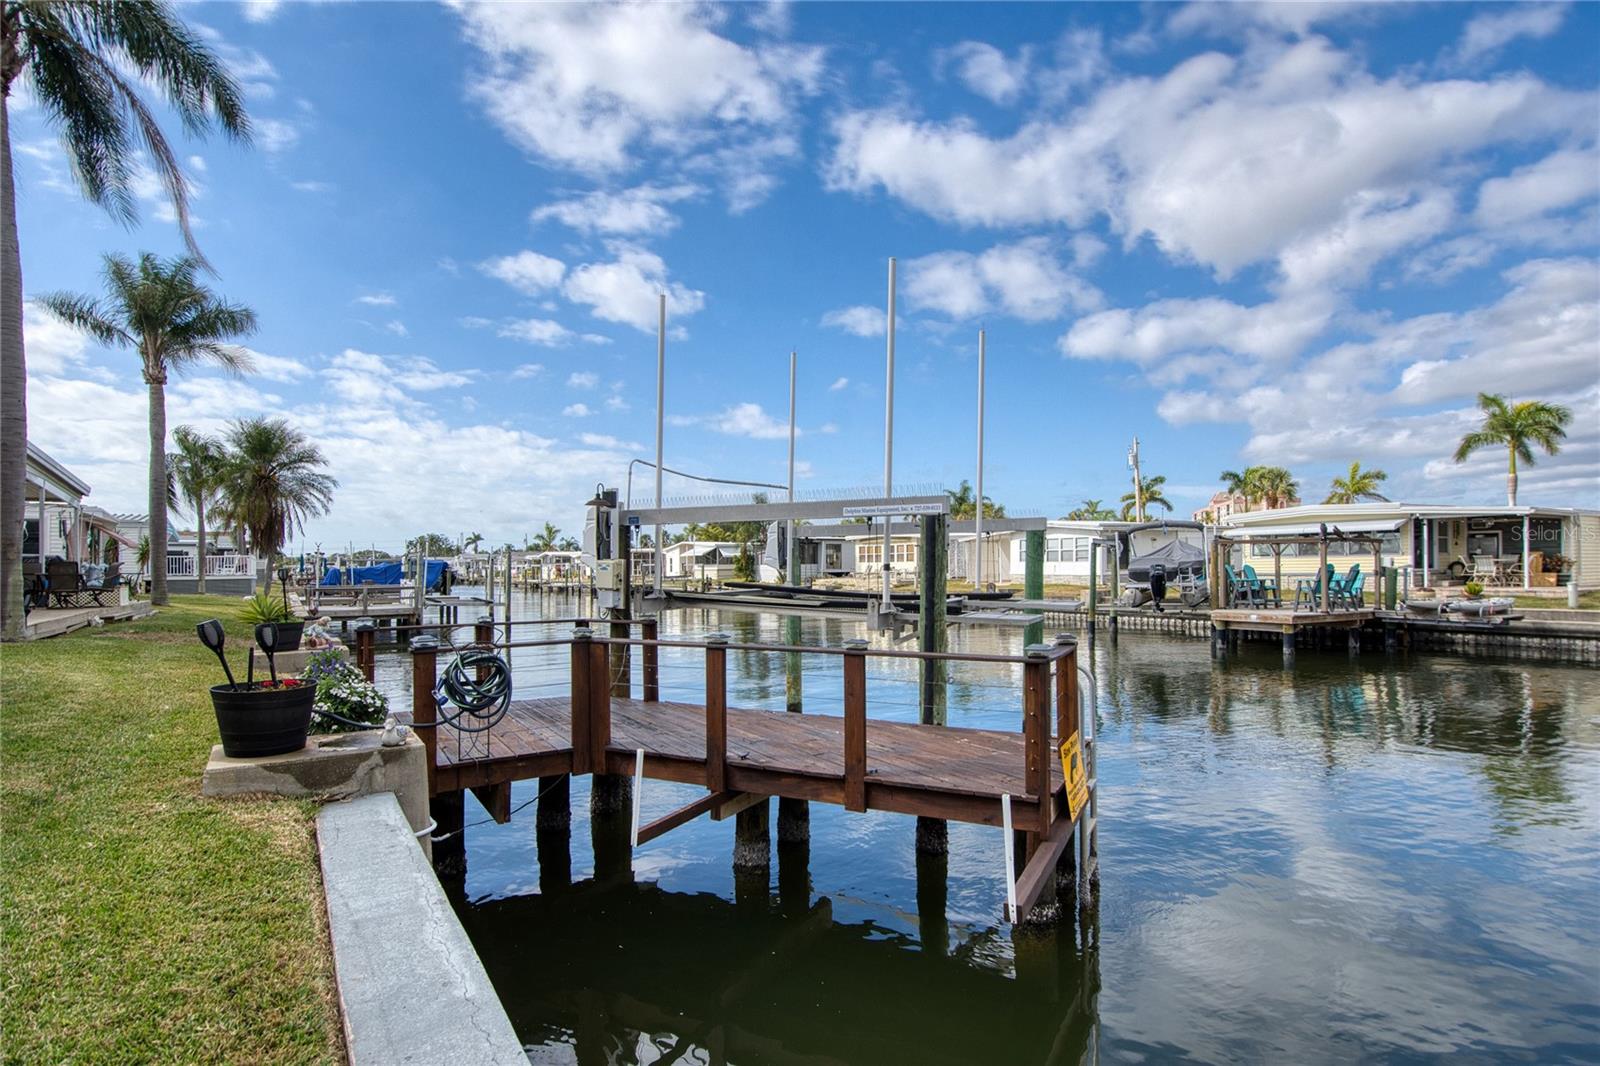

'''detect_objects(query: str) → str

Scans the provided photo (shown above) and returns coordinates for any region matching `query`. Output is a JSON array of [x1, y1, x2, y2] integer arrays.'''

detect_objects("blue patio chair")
[[1341, 571, 1367, 609], [1242, 564, 1280, 607]]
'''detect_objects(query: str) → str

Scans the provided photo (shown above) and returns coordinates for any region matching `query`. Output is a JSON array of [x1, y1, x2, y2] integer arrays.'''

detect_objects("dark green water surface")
[[378, 591, 1600, 1064]]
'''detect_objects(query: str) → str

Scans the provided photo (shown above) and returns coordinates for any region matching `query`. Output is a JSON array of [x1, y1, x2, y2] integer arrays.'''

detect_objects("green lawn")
[[1, 595, 341, 1064]]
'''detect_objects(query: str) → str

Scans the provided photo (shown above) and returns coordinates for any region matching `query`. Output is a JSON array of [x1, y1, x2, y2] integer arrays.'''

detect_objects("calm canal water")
[[371, 589, 1600, 1064]]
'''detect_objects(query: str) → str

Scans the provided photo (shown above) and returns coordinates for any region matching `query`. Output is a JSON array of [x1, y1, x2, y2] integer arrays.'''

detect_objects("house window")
[[859, 542, 916, 566]]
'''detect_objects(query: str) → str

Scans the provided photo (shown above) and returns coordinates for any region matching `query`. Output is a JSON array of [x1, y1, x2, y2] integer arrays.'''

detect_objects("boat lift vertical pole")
[[787, 350, 798, 582], [654, 294, 665, 592], [882, 257, 897, 613], [975, 328, 986, 591]]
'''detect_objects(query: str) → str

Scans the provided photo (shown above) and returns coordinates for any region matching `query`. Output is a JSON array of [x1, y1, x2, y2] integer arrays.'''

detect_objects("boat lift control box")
[[595, 558, 623, 609]]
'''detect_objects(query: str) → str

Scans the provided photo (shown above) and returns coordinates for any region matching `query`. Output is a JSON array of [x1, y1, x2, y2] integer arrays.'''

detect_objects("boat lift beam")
[[620, 494, 948, 528]]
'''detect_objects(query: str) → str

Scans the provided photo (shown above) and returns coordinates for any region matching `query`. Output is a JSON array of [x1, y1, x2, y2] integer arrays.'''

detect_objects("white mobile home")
[[1219, 503, 1599, 591]]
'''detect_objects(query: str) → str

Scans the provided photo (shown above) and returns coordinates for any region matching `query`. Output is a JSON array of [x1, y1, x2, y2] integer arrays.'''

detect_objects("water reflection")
[[363, 589, 1599, 1063], [455, 878, 1101, 1066]]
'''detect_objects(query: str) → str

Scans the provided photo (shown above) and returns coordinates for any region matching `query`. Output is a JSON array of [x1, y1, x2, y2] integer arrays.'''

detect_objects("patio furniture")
[[1330, 563, 1361, 608], [1341, 571, 1367, 609], [1223, 564, 1260, 607], [1242, 564, 1280, 607], [21, 559, 45, 609], [1294, 565, 1332, 610], [1469, 556, 1498, 586], [44, 560, 112, 607]]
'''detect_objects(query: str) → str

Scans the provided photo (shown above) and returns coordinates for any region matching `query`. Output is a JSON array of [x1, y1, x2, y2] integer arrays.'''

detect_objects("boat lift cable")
[[625, 458, 788, 510]]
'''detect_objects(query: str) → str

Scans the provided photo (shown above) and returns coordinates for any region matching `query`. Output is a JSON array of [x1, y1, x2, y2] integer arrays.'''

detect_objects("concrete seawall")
[[318, 793, 527, 1065]]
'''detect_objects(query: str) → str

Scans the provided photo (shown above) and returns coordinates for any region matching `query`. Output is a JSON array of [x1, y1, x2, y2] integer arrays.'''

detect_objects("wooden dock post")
[[1053, 633, 1081, 898], [705, 634, 728, 792], [569, 627, 595, 774], [641, 617, 659, 702], [410, 635, 439, 797], [778, 611, 809, 846], [1107, 543, 1120, 635], [917, 513, 949, 856], [1024, 529, 1045, 647], [589, 631, 627, 816], [1087, 545, 1098, 630], [843, 639, 868, 813], [354, 620, 375, 683], [1022, 644, 1051, 858]]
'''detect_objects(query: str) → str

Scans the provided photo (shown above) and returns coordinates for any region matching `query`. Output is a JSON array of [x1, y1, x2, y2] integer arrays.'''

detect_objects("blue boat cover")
[[321, 560, 449, 590]]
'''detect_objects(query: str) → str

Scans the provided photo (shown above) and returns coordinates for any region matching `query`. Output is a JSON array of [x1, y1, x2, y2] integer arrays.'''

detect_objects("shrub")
[[240, 590, 290, 625]]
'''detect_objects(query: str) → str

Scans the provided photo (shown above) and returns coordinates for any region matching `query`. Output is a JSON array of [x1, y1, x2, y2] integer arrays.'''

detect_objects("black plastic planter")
[[276, 621, 306, 651], [211, 682, 315, 757]]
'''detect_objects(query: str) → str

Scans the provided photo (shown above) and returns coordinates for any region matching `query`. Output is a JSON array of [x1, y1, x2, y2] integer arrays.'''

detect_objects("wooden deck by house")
[[23, 600, 153, 640]]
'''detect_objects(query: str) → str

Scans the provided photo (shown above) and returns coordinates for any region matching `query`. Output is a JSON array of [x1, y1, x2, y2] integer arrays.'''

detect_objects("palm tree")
[[1324, 461, 1389, 505], [945, 479, 1005, 519], [1246, 466, 1300, 509], [217, 417, 334, 578], [1453, 393, 1572, 506], [464, 531, 484, 553], [167, 425, 225, 594], [1, 1, 249, 638], [38, 253, 255, 604], [1119, 475, 1172, 521], [530, 521, 560, 552], [1064, 499, 1116, 521]]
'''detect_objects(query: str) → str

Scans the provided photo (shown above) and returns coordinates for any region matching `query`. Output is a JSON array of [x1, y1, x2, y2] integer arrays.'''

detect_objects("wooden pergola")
[[1212, 524, 1388, 613]]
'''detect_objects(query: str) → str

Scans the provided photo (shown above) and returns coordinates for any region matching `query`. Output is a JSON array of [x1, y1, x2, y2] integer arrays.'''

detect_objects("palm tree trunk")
[[148, 379, 169, 605], [1506, 446, 1518, 507], [0, 93, 28, 639], [195, 494, 206, 595]]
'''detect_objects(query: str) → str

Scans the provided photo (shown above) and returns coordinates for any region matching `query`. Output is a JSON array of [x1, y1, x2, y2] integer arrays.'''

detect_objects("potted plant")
[[240, 590, 305, 650], [1463, 580, 1484, 600], [196, 619, 315, 757]]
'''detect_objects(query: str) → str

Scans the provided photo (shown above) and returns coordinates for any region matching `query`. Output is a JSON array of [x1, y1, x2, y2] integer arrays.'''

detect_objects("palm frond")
[[32, 291, 129, 346]]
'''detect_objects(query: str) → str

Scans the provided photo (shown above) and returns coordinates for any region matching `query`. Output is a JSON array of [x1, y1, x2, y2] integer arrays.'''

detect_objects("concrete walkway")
[[318, 793, 526, 1065]]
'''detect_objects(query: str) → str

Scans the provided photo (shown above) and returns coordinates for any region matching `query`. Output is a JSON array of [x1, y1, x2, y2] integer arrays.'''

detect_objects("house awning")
[[1223, 518, 1404, 539]]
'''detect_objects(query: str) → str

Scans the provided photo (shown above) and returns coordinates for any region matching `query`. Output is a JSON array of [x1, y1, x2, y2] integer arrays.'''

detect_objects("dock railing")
[[408, 622, 1084, 837]]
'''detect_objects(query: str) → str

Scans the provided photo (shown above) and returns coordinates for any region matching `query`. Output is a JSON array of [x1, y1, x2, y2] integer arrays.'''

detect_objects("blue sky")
[[15, 0, 1600, 551]]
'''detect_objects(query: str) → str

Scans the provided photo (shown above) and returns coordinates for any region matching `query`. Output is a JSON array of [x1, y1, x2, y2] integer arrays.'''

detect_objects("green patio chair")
[[1223, 563, 1259, 607], [1330, 563, 1361, 609], [1242, 564, 1280, 607], [1294, 565, 1332, 610]]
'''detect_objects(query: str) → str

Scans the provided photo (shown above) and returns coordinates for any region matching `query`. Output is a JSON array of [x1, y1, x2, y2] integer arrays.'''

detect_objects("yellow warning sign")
[[1059, 732, 1088, 820]]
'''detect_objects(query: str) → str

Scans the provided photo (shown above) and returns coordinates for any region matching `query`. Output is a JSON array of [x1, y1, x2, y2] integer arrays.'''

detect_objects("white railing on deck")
[[166, 554, 257, 578]]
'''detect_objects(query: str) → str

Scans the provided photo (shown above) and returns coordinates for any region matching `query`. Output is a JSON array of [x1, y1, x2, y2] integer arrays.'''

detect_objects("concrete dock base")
[[202, 731, 429, 857]]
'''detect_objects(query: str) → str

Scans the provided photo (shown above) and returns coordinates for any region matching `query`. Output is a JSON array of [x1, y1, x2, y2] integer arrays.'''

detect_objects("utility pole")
[[1129, 436, 1145, 522], [974, 328, 986, 591]]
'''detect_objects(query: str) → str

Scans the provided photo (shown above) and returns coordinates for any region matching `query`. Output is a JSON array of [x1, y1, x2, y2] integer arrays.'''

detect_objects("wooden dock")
[[406, 624, 1096, 923], [1210, 606, 1375, 635]]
